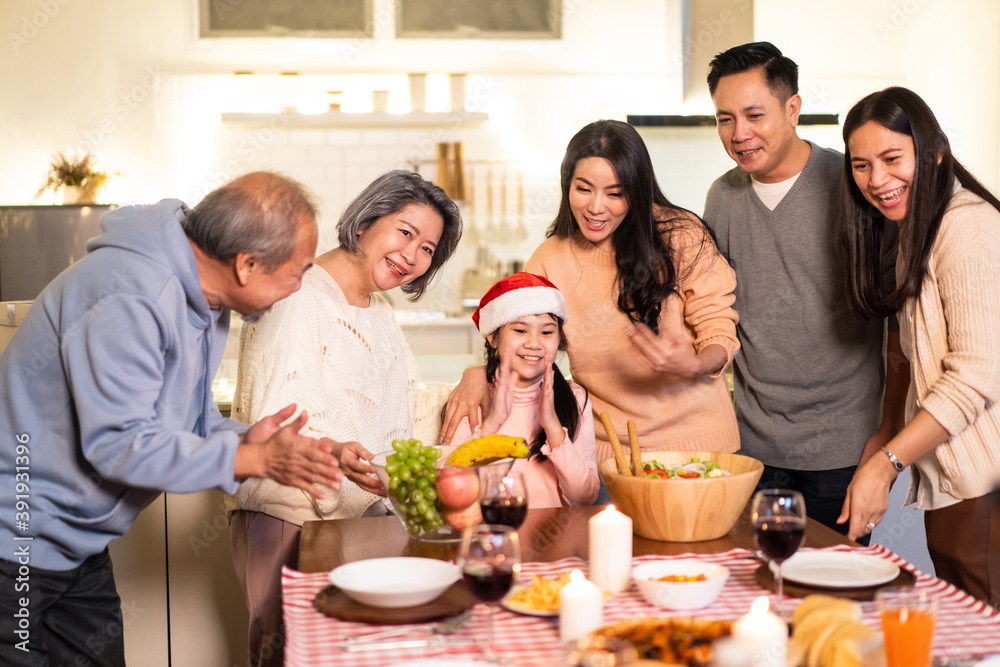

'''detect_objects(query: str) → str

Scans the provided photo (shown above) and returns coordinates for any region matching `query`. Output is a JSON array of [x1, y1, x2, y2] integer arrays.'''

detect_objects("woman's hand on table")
[[837, 454, 895, 540], [440, 364, 492, 444], [324, 438, 387, 497], [626, 324, 727, 379], [839, 410, 951, 540]]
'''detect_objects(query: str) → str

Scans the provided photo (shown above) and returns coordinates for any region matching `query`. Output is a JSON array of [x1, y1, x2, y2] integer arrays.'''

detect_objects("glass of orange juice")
[[876, 587, 939, 667]]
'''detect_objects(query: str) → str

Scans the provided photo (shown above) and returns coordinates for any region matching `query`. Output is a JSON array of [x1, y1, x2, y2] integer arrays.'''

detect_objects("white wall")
[[4, 1, 997, 294]]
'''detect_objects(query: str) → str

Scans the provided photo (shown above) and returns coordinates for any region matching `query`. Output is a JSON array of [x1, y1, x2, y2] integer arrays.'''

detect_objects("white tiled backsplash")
[[211, 123, 556, 317]]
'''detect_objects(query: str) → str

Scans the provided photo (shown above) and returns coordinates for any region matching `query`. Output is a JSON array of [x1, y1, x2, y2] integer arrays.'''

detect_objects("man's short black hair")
[[707, 41, 799, 102]]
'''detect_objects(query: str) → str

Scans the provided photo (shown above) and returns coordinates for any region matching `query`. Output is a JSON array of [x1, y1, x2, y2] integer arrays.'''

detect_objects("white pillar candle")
[[588, 505, 632, 594], [731, 596, 788, 667], [559, 569, 604, 643]]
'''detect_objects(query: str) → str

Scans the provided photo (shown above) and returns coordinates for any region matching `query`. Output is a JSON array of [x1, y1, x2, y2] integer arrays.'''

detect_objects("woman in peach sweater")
[[839, 87, 1000, 605], [443, 120, 740, 466]]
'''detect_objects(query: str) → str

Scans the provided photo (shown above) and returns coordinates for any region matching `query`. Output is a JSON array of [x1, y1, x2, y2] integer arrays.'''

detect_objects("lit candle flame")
[[570, 568, 585, 584], [750, 595, 770, 615]]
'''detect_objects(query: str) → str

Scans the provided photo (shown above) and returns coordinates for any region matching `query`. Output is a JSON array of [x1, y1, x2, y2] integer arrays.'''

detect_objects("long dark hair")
[[842, 87, 1000, 318], [483, 317, 586, 462], [548, 120, 712, 333]]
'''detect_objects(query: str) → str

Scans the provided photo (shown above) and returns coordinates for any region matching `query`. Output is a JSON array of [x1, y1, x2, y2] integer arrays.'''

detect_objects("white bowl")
[[328, 557, 461, 608], [631, 559, 730, 611]]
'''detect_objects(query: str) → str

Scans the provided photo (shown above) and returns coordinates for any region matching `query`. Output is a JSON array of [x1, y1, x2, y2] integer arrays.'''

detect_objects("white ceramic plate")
[[975, 657, 1000, 667], [774, 551, 899, 588], [500, 584, 560, 617], [328, 557, 460, 608]]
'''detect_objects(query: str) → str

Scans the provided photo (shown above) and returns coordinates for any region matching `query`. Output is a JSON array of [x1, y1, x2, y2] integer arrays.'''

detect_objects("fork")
[[341, 609, 472, 647]]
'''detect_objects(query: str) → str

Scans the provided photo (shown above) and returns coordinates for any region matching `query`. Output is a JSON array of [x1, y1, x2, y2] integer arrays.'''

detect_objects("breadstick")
[[599, 412, 631, 476]]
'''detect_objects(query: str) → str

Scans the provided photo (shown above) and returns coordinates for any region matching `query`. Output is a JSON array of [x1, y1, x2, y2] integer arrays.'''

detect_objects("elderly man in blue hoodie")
[[0, 171, 343, 665]]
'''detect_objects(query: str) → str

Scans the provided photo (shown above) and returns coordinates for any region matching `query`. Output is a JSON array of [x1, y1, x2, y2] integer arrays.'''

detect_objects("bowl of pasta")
[[598, 450, 763, 542]]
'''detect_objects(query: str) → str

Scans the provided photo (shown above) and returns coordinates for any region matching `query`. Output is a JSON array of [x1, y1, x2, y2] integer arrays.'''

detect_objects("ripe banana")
[[445, 434, 529, 467]]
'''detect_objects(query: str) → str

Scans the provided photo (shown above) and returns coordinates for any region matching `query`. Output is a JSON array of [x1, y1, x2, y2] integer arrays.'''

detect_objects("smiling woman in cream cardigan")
[[226, 170, 462, 667], [839, 88, 1000, 607]]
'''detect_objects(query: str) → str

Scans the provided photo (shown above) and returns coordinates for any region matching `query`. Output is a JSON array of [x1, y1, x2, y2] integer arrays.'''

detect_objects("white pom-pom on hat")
[[472, 272, 568, 338]]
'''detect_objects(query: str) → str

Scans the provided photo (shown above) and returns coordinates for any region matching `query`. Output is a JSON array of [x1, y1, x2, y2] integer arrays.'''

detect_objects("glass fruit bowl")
[[371, 440, 514, 542]]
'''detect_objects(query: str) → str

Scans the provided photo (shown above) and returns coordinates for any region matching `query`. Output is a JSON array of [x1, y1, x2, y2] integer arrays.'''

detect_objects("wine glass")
[[478, 468, 529, 529], [750, 489, 806, 620], [458, 524, 521, 663]]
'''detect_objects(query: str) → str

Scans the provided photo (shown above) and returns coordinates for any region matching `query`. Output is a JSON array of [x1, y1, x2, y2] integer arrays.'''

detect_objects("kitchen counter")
[[395, 313, 483, 357]]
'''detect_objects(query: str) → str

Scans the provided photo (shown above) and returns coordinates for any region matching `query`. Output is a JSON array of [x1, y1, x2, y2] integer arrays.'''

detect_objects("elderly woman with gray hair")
[[227, 170, 462, 667]]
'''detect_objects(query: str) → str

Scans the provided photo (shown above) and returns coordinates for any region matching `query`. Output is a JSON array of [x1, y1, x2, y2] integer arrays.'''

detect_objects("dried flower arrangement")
[[35, 152, 110, 204]]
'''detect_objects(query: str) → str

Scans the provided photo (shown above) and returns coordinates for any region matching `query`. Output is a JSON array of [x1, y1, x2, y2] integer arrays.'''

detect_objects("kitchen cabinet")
[[109, 492, 249, 667]]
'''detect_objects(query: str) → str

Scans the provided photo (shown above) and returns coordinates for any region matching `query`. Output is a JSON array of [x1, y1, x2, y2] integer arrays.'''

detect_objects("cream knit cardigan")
[[903, 187, 1000, 500], [226, 265, 425, 525]]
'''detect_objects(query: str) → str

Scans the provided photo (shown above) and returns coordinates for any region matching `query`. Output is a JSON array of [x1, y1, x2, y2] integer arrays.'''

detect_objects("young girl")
[[838, 87, 1000, 606], [443, 272, 599, 507]]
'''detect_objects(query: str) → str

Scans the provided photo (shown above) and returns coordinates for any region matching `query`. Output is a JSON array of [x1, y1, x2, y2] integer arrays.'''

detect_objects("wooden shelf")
[[221, 110, 489, 127]]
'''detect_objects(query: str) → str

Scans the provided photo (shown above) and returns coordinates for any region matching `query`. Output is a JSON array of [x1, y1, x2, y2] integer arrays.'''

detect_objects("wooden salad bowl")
[[598, 450, 763, 542]]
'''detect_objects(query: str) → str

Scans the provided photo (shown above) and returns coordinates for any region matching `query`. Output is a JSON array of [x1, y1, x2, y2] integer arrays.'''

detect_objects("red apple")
[[436, 466, 480, 509], [442, 502, 483, 531]]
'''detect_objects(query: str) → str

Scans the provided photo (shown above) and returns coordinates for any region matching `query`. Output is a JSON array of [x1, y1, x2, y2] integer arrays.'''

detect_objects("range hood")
[[627, 114, 839, 127]]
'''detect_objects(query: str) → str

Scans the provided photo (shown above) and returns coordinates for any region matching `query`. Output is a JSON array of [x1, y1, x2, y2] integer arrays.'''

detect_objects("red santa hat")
[[472, 272, 568, 338]]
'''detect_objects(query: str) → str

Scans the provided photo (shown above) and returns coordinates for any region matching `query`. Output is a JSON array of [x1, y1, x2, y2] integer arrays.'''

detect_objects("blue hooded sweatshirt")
[[0, 200, 247, 571]]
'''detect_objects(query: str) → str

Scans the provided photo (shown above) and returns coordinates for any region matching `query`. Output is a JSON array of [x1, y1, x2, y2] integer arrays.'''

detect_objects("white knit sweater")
[[226, 265, 419, 525]]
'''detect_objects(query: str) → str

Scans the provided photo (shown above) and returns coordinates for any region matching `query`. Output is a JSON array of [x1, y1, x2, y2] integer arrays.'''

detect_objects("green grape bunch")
[[385, 439, 445, 535]]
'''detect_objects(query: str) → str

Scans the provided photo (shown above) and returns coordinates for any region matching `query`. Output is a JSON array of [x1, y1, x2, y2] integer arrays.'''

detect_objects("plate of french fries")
[[500, 573, 571, 617]]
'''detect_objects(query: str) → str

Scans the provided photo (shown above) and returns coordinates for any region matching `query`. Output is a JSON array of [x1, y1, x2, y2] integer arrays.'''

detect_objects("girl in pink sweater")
[[442, 272, 599, 507]]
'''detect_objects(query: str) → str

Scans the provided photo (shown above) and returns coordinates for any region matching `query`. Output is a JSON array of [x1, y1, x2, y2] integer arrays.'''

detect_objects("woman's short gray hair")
[[338, 170, 462, 301], [183, 172, 318, 271]]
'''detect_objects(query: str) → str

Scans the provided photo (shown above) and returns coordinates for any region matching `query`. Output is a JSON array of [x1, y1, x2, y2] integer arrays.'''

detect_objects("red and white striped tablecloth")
[[282, 544, 1000, 667]]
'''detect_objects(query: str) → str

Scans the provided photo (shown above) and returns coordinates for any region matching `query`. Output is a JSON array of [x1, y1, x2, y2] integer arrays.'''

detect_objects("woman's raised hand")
[[440, 365, 492, 444], [627, 323, 727, 379]]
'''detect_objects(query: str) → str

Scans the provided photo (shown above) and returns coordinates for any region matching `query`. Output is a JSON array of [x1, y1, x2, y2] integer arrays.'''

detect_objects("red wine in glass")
[[751, 489, 806, 620], [754, 516, 806, 563], [479, 469, 529, 529], [458, 524, 521, 664], [462, 561, 515, 602], [479, 498, 528, 529]]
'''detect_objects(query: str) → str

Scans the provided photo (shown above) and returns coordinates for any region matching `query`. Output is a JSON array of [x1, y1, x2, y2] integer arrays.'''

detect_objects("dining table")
[[282, 505, 1000, 666]]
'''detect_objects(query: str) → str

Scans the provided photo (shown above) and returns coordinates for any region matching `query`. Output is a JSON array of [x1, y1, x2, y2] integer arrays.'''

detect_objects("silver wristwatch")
[[881, 446, 904, 473]]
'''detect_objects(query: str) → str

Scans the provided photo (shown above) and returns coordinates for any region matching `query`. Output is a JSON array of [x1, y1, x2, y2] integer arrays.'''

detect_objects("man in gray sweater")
[[702, 42, 905, 541]]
